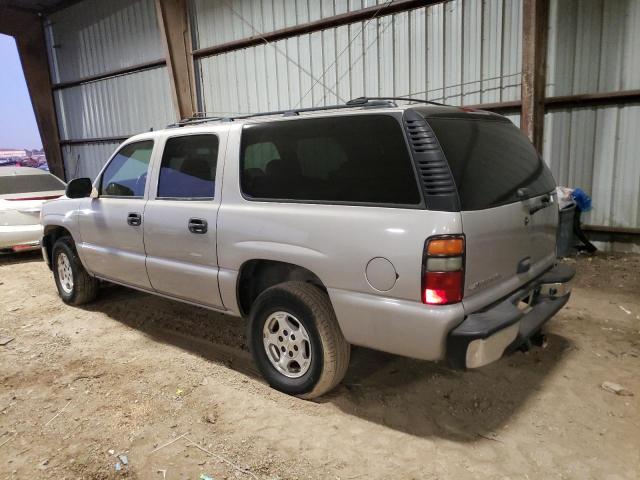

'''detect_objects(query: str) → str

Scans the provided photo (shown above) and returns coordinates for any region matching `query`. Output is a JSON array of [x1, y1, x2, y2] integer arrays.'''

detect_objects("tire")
[[248, 281, 350, 399], [52, 236, 99, 305]]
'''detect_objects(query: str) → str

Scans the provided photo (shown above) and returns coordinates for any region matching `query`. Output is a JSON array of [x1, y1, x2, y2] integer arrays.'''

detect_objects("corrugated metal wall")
[[61, 142, 122, 180], [544, 0, 640, 230], [43, 0, 638, 233], [192, 0, 523, 115], [45, 0, 175, 179]]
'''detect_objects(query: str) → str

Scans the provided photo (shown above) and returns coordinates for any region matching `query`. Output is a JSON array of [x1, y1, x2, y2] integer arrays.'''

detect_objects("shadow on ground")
[[84, 283, 571, 443], [0, 250, 42, 266]]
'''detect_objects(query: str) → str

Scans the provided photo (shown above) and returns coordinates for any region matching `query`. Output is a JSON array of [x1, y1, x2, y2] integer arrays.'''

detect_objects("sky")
[[0, 34, 43, 150]]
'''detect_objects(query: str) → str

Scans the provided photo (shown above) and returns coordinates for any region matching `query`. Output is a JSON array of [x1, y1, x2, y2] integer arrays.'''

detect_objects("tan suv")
[[41, 98, 574, 398]]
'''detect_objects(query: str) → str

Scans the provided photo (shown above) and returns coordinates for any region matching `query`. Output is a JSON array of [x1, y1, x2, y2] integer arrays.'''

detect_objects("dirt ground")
[[0, 251, 639, 479]]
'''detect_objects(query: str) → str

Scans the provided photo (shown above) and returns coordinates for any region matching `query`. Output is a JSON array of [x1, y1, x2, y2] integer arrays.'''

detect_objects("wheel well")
[[237, 260, 327, 316], [42, 226, 72, 270]]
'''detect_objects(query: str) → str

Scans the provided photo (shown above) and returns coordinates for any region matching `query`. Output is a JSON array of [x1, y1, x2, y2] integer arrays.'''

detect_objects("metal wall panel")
[[45, 0, 164, 84], [62, 142, 121, 180], [544, 0, 640, 231], [196, 0, 523, 115], [543, 104, 640, 229], [547, 0, 640, 96], [504, 112, 521, 128], [54, 67, 176, 141], [190, 0, 386, 50]]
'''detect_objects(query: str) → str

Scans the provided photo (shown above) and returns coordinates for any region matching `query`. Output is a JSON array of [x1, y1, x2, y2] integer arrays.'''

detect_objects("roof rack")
[[168, 96, 443, 128], [347, 96, 445, 106]]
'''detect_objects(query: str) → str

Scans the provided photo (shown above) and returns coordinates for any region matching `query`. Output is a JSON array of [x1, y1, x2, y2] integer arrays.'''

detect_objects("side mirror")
[[65, 178, 93, 198]]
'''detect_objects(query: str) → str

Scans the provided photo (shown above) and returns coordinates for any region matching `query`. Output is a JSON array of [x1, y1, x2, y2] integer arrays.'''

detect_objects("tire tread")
[[251, 281, 350, 399], [53, 236, 99, 305]]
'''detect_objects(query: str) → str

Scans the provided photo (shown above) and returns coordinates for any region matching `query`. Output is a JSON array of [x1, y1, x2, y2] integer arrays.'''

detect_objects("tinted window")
[[100, 141, 154, 197], [157, 135, 219, 198], [240, 115, 421, 205], [0, 173, 64, 195], [427, 117, 555, 210]]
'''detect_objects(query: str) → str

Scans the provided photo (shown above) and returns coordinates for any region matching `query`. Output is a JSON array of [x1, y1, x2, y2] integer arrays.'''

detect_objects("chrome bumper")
[[447, 263, 576, 369]]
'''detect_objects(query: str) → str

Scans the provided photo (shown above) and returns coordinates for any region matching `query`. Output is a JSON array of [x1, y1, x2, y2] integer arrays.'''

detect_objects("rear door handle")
[[529, 195, 551, 215], [127, 212, 142, 226], [188, 218, 208, 234]]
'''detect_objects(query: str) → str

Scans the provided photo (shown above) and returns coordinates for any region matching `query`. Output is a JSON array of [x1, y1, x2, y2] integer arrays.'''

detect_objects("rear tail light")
[[422, 235, 465, 305]]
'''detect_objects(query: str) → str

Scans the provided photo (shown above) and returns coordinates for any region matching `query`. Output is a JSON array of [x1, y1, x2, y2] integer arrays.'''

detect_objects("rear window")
[[426, 117, 555, 210], [0, 173, 64, 195], [240, 115, 421, 206]]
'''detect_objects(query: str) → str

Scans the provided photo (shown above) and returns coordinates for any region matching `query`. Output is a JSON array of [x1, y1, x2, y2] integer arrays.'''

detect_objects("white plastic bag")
[[556, 186, 575, 210]]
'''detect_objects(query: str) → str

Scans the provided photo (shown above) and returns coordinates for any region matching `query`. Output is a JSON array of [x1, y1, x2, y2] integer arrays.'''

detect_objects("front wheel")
[[52, 237, 99, 305], [248, 281, 350, 399]]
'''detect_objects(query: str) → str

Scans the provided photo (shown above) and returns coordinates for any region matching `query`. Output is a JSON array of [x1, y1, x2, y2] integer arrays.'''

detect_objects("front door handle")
[[188, 218, 208, 234], [127, 212, 142, 226]]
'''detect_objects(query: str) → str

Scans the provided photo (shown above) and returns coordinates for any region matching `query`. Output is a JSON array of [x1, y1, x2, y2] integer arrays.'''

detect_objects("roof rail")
[[167, 98, 399, 128], [347, 96, 445, 107]]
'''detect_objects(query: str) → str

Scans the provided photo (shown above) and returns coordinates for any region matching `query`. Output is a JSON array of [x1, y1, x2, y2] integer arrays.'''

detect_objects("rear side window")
[[157, 135, 219, 199], [0, 174, 64, 195], [426, 117, 555, 210], [100, 141, 154, 197], [240, 115, 421, 205]]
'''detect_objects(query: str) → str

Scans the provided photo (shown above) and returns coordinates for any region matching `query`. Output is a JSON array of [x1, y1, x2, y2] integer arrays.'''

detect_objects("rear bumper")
[[0, 224, 42, 251], [446, 263, 576, 369]]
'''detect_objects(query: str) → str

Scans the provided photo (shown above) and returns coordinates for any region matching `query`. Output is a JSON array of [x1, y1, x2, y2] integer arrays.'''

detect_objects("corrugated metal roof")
[[45, 0, 164, 84], [3, 0, 67, 14]]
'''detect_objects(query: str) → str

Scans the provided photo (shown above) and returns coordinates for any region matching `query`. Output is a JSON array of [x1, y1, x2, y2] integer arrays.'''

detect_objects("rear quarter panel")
[[217, 125, 466, 360]]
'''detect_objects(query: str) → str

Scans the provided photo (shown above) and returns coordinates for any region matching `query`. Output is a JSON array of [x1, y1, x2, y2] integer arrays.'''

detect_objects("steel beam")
[[0, 7, 65, 179], [51, 59, 166, 90], [155, 0, 196, 120], [521, 0, 548, 151], [545, 89, 640, 109]]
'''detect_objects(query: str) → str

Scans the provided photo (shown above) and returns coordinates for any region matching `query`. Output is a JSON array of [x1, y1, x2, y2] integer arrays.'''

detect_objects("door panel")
[[143, 133, 224, 308], [78, 197, 151, 288], [143, 201, 222, 306], [77, 140, 155, 289]]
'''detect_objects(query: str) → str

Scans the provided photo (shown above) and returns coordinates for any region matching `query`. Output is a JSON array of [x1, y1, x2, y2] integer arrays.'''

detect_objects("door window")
[[157, 134, 219, 199], [100, 141, 154, 197]]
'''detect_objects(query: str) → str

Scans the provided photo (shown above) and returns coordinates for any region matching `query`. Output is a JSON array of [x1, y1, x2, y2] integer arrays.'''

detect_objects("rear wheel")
[[52, 237, 98, 305], [248, 281, 350, 399]]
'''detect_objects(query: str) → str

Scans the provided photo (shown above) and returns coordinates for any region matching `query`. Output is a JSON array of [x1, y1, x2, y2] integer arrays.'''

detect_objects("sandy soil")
[[0, 251, 639, 479]]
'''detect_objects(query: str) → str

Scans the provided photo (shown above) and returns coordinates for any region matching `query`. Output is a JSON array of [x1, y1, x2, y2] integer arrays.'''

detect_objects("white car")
[[0, 166, 65, 253]]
